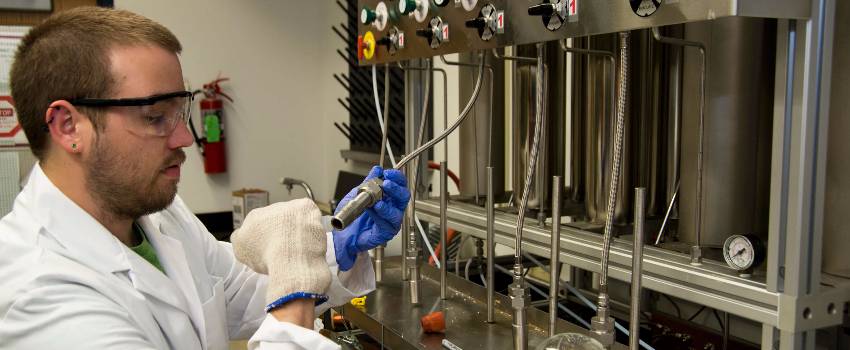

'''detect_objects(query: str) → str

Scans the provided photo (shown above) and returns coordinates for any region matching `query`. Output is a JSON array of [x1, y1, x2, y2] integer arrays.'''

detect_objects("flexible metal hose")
[[599, 32, 630, 297], [513, 43, 546, 269], [394, 53, 485, 169]]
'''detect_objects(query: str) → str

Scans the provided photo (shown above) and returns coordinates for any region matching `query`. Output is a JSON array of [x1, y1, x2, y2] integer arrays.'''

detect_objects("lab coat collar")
[[22, 164, 132, 275], [138, 217, 208, 348]]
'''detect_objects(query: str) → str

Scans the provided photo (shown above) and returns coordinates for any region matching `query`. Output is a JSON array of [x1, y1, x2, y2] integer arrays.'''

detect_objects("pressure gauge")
[[722, 234, 766, 276]]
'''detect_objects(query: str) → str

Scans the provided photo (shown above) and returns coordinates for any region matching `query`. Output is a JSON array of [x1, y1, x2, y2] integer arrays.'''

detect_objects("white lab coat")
[[0, 164, 375, 349]]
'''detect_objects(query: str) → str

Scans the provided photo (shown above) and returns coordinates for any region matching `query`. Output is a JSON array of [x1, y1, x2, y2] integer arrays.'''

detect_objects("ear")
[[45, 100, 91, 155]]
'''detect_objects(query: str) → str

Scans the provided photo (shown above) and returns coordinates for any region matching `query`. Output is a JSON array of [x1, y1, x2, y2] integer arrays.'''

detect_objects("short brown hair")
[[10, 6, 182, 160]]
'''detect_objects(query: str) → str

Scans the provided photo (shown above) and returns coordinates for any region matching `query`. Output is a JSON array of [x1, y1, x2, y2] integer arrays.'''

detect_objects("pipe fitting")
[[331, 178, 383, 230]]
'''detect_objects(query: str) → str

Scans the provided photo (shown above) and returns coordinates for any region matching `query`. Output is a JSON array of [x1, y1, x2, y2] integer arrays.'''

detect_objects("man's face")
[[83, 45, 192, 219]]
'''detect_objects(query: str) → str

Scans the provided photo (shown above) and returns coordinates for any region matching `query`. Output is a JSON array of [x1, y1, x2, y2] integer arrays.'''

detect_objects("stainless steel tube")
[[486, 166, 495, 323], [440, 161, 448, 300], [394, 54, 485, 170], [655, 181, 679, 245], [330, 182, 382, 230], [379, 64, 391, 168], [334, 56, 484, 232], [407, 59, 432, 305], [651, 27, 706, 265], [510, 43, 543, 350], [402, 204, 409, 281], [375, 245, 384, 283], [549, 176, 563, 337], [630, 188, 646, 350], [376, 68, 388, 284]]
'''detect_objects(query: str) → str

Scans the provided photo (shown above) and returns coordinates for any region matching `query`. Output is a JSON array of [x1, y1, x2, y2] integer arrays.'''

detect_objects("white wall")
[[115, 0, 352, 213]]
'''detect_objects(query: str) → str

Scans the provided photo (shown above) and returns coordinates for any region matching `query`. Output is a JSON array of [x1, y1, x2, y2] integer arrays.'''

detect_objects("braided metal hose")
[[599, 31, 630, 306]]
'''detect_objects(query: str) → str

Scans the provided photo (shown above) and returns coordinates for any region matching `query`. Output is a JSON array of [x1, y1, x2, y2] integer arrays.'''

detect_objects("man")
[[0, 6, 408, 350]]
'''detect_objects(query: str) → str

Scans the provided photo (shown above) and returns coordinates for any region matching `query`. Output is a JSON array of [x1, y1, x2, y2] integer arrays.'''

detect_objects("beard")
[[84, 136, 186, 220]]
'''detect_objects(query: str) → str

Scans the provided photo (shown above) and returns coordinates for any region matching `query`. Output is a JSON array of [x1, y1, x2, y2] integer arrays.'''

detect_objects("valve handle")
[[528, 3, 555, 16], [465, 17, 487, 29]]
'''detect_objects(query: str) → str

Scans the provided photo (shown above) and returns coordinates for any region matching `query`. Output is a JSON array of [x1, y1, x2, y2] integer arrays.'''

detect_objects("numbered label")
[[441, 24, 450, 42], [496, 11, 505, 33], [568, 0, 578, 16], [398, 33, 405, 48]]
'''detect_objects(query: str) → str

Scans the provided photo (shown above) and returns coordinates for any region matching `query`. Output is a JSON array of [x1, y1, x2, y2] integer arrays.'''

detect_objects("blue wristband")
[[265, 292, 329, 313]]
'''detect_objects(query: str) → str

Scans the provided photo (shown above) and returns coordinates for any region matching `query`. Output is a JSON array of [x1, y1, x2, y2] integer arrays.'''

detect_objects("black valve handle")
[[528, 3, 555, 16]]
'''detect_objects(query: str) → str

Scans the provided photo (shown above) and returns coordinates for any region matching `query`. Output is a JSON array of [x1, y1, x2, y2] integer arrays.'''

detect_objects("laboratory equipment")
[[329, 0, 850, 349]]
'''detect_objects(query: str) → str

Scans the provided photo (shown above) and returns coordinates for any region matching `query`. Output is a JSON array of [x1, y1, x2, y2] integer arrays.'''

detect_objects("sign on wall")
[[0, 26, 29, 146]]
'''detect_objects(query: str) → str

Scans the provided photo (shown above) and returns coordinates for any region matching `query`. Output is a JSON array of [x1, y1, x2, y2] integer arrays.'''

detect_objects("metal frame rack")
[[349, 1, 848, 349]]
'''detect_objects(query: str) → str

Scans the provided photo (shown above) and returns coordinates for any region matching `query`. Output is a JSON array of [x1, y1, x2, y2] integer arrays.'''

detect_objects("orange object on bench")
[[420, 311, 446, 333]]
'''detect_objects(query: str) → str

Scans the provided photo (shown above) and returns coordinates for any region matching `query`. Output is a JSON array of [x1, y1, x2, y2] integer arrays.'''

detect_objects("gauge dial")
[[722, 234, 765, 271]]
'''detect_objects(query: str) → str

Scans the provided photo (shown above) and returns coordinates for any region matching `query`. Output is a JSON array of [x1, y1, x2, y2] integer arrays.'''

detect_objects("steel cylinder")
[[459, 51, 505, 201], [572, 31, 667, 226], [678, 17, 775, 247]]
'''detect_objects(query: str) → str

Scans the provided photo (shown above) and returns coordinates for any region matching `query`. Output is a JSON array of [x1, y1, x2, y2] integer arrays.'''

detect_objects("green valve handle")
[[398, 0, 417, 15], [361, 7, 377, 24]]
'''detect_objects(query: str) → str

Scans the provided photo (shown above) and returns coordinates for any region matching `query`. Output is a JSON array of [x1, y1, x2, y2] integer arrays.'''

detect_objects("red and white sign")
[[496, 11, 505, 33], [0, 96, 21, 139], [441, 24, 450, 42]]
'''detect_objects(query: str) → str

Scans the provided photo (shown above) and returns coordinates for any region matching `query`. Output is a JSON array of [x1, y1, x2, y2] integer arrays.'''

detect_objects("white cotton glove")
[[231, 198, 332, 310]]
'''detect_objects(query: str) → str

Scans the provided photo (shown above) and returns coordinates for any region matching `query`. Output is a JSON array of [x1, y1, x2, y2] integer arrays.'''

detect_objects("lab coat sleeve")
[[0, 280, 156, 350], [169, 197, 375, 340], [246, 315, 341, 350]]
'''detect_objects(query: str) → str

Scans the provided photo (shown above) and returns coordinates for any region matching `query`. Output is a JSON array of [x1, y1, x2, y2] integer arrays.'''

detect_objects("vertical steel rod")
[[549, 176, 563, 337], [375, 246, 384, 283], [440, 161, 448, 299], [402, 206, 409, 281], [630, 188, 646, 350], [486, 166, 495, 323]]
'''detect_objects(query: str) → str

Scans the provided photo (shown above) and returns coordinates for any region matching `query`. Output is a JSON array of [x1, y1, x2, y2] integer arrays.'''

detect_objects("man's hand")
[[231, 198, 331, 326], [333, 166, 410, 271]]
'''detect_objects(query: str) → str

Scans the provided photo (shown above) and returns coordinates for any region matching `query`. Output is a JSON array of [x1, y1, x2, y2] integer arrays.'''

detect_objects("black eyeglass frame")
[[44, 91, 194, 133], [67, 90, 193, 108]]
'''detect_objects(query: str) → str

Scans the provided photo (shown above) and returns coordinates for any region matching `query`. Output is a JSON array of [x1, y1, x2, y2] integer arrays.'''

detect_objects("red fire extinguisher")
[[191, 77, 232, 174]]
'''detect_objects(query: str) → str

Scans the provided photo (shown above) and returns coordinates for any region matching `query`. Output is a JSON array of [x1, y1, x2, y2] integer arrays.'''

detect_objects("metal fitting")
[[331, 178, 384, 230], [509, 281, 530, 310], [690, 245, 703, 265], [509, 280, 530, 350], [590, 314, 616, 348]]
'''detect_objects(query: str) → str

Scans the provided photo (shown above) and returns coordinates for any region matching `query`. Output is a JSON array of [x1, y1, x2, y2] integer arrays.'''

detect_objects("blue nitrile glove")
[[333, 166, 410, 271]]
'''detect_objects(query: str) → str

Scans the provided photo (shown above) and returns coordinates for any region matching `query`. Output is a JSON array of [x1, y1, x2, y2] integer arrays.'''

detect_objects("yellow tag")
[[350, 296, 367, 306]]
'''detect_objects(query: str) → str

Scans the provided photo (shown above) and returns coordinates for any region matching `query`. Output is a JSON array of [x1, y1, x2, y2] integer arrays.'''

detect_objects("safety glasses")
[[68, 91, 193, 137]]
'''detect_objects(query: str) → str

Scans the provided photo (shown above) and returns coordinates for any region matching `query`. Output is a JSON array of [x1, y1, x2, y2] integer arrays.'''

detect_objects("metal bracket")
[[776, 284, 850, 332]]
